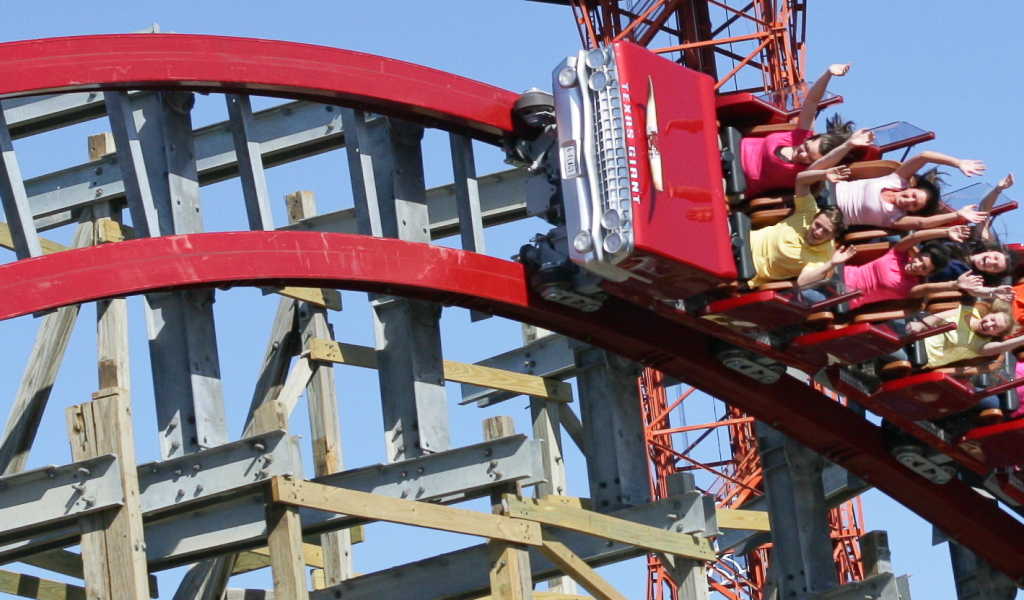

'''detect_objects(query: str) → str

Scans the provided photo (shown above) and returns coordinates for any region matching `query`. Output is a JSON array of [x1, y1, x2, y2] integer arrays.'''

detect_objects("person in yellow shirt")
[[748, 166, 856, 288], [907, 301, 1017, 369]]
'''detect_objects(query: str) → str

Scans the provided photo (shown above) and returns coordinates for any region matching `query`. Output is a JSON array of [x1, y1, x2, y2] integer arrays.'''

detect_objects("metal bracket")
[[0, 455, 123, 546], [138, 429, 298, 516]]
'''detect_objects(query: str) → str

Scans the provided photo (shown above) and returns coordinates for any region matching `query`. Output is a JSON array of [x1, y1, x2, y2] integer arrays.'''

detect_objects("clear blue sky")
[[0, 2, 1021, 599]]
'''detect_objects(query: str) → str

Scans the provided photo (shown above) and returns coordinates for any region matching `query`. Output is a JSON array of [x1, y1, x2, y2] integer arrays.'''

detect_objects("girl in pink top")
[[845, 226, 982, 310], [741, 63, 872, 198]]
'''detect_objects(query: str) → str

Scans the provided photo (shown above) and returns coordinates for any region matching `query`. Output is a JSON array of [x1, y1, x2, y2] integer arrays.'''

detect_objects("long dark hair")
[[809, 113, 855, 158], [907, 168, 945, 216], [917, 241, 951, 273], [952, 238, 1014, 284]]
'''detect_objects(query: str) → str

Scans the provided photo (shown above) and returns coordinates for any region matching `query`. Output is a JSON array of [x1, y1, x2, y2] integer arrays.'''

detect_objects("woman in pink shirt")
[[845, 225, 982, 310], [741, 63, 873, 198]]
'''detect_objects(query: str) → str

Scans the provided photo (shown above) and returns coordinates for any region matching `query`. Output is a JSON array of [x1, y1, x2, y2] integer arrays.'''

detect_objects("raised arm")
[[891, 204, 988, 231], [910, 270, 984, 298], [807, 128, 875, 171], [796, 63, 849, 131], [893, 225, 969, 254], [797, 245, 856, 286], [976, 173, 1013, 241], [979, 334, 1024, 356], [894, 150, 986, 182], [795, 165, 849, 197]]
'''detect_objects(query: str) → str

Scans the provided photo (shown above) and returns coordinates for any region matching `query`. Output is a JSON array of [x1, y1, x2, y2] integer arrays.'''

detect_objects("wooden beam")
[[88, 132, 115, 161], [18, 550, 158, 599], [0, 222, 67, 254], [289, 189, 352, 587], [0, 215, 93, 475], [259, 402, 310, 600], [66, 388, 149, 600], [715, 509, 771, 532], [0, 568, 86, 600], [271, 478, 542, 546], [483, 416, 533, 600], [275, 357, 314, 416], [537, 532, 628, 600], [309, 339, 572, 403], [276, 287, 342, 311], [252, 544, 325, 568], [504, 496, 715, 561]]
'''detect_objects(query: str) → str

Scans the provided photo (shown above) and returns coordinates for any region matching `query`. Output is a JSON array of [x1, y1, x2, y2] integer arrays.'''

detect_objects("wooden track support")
[[308, 339, 573, 403], [286, 190, 353, 586], [484, 416, 534, 600], [66, 387, 150, 600]]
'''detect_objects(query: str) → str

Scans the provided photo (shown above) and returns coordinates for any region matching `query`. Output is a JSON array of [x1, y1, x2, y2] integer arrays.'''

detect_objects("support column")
[[66, 388, 149, 600], [572, 345, 648, 512], [259, 402, 309, 600], [483, 416, 533, 600], [89, 131, 131, 393], [128, 91, 228, 459], [653, 553, 709, 600], [287, 190, 353, 585], [343, 111, 448, 461], [949, 541, 1016, 600], [757, 422, 837, 600]]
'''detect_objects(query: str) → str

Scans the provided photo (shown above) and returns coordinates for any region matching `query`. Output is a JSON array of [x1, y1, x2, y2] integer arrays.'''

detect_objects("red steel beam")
[[0, 231, 1022, 582], [0, 34, 522, 144]]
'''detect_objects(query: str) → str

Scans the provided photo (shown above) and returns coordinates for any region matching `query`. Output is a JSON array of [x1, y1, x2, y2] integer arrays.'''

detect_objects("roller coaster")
[[0, 3, 1020, 600]]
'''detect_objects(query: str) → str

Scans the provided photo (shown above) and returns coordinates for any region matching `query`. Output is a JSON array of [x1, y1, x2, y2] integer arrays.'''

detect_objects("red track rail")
[[0, 231, 1022, 582], [0, 34, 522, 144]]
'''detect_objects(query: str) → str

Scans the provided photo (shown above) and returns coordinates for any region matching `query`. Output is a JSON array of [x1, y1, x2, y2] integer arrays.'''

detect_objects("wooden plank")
[[88, 132, 115, 161], [266, 497, 309, 600], [308, 339, 572, 403], [482, 416, 533, 600], [95, 218, 134, 244], [0, 568, 86, 600], [276, 287, 341, 311], [486, 538, 533, 600], [66, 388, 149, 600], [504, 496, 716, 561], [259, 402, 310, 600], [0, 215, 92, 475], [271, 478, 542, 546], [250, 544, 325, 569], [18, 550, 158, 599], [0, 222, 67, 254], [538, 532, 628, 600], [287, 190, 352, 587], [308, 339, 377, 369], [655, 553, 708, 600], [276, 357, 314, 416], [232, 552, 272, 576], [715, 509, 771, 532]]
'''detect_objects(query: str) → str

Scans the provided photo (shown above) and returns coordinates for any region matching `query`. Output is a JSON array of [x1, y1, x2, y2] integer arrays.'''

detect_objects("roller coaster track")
[[0, 34, 1022, 586]]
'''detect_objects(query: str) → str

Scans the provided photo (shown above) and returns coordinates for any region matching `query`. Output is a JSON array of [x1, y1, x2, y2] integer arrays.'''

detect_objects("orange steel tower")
[[555, 0, 806, 93], [571, 5, 862, 597]]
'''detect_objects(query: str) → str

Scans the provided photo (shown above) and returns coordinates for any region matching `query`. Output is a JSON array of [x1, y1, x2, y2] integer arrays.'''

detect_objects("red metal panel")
[[0, 34, 521, 144], [787, 323, 904, 366], [958, 420, 1024, 468], [874, 373, 980, 421], [611, 42, 736, 288], [1, 231, 1024, 582]]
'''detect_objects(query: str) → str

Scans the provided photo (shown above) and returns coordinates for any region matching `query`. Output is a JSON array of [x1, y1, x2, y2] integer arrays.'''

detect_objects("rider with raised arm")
[[835, 152, 987, 230], [741, 63, 870, 198], [842, 226, 983, 310], [747, 167, 856, 288]]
